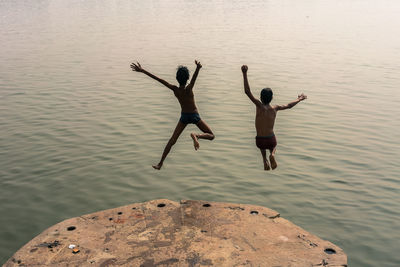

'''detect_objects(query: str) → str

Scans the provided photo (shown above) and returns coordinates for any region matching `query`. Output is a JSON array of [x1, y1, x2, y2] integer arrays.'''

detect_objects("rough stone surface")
[[4, 199, 347, 266]]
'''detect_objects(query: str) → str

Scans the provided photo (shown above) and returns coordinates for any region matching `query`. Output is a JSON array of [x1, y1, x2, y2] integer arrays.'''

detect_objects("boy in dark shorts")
[[131, 60, 215, 170], [241, 65, 307, 170]]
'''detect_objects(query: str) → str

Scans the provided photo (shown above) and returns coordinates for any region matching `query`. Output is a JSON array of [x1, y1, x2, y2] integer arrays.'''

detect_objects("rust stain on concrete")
[[4, 199, 347, 266]]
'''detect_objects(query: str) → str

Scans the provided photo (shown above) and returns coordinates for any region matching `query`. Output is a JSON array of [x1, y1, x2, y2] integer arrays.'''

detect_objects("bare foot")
[[190, 133, 200, 150], [152, 163, 162, 170], [269, 155, 277, 170], [264, 161, 270, 171]]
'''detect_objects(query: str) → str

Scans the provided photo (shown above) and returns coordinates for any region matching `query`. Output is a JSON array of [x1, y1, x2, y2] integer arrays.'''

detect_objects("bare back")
[[255, 104, 277, 136], [173, 85, 198, 113], [130, 60, 203, 114]]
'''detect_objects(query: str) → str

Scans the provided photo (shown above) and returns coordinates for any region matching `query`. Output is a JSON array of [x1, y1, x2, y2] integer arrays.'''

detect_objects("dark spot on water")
[[118, 212, 123, 215], [324, 248, 336, 254], [157, 203, 166, 208], [67, 226, 76, 231], [203, 203, 211, 207], [250, 211, 259, 215], [332, 180, 348, 184]]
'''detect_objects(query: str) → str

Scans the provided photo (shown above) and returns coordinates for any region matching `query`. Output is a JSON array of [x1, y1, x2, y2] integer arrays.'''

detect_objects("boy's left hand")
[[298, 93, 307, 101]]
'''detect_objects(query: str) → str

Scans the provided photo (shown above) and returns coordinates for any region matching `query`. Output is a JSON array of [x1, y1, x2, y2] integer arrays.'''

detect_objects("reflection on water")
[[1, 0, 400, 266]]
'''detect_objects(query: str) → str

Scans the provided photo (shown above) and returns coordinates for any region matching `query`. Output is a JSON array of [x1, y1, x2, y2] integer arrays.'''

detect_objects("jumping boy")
[[131, 60, 215, 170], [241, 65, 307, 170]]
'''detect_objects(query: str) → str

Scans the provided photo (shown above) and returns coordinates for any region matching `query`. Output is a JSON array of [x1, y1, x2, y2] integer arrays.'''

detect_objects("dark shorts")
[[255, 134, 277, 152], [180, 112, 201, 125]]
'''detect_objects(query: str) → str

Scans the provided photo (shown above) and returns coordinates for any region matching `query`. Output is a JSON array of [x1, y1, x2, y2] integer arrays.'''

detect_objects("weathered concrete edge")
[[4, 199, 347, 266]]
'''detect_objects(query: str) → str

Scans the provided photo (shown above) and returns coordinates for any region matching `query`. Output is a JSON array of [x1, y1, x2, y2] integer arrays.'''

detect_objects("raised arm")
[[241, 65, 262, 107], [188, 60, 202, 89], [130, 62, 176, 90], [275, 93, 307, 111]]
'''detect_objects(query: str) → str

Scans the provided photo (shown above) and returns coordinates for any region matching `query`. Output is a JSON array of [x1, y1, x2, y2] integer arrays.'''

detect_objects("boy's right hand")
[[241, 65, 248, 73], [130, 62, 143, 72], [298, 93, 307, 101], [195, 60, 202, 69]]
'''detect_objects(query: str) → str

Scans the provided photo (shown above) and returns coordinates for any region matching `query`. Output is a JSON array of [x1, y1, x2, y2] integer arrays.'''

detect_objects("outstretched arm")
[[188, 60, 202, 89], [275, 93, 307, 110], [241, 65, 262, 107], [130, 62, 176, 90]]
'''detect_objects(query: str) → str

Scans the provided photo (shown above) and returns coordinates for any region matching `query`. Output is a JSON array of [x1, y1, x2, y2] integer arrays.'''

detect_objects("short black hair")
[[176, 66, 189, 86], [260, 88, 273, 104]]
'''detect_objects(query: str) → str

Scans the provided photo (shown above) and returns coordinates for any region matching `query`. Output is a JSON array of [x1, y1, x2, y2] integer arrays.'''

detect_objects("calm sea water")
[[1, 0, 400, 265]]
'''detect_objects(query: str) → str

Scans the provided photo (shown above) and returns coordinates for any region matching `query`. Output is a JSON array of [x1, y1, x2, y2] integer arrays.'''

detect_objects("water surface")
[[1, 0, 400, 266]]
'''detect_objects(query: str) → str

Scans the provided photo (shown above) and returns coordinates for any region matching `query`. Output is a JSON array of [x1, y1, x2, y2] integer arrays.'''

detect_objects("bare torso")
[[173, 85, 198, 113], [255, 104, 277, 136]]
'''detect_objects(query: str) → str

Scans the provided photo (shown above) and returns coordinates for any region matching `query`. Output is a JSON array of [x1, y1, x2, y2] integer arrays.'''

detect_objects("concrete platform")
[[4, 199, 347, 266]]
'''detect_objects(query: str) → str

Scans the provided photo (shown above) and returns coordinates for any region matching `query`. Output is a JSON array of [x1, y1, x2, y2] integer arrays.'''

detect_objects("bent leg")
[[190, 119, 215, 150], [195, 119, 215, 140], [153, 121, 186, 170], [260, 149, 270, 171]]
